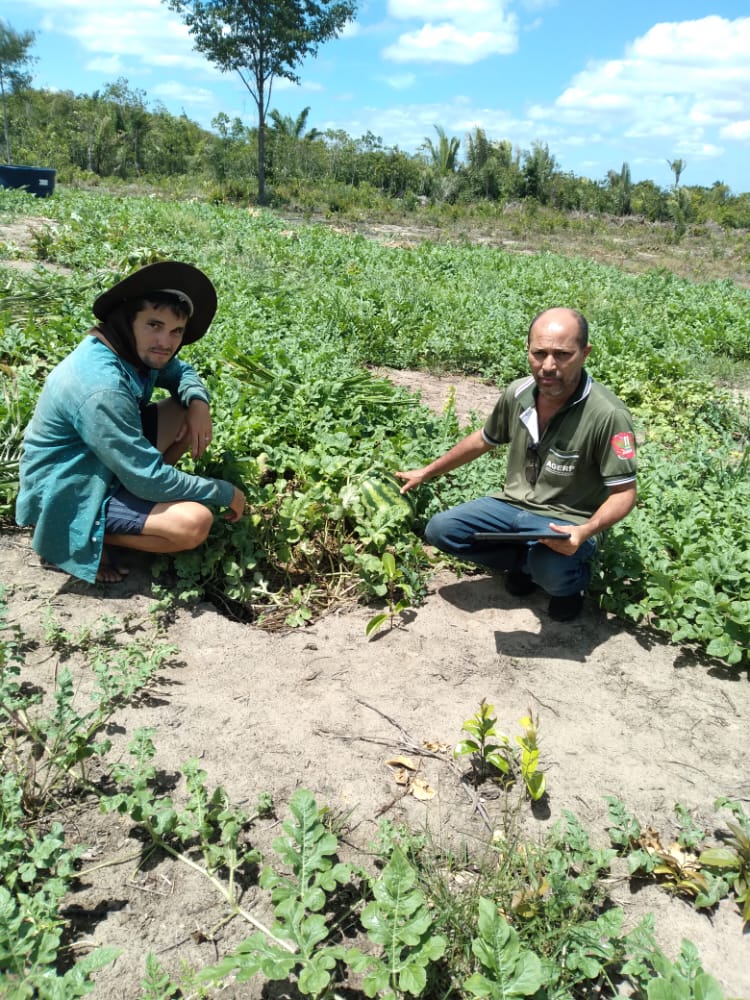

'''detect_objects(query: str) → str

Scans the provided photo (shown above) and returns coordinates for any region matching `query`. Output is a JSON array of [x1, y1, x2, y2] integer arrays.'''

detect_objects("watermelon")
[[359, 474, 413, 522]]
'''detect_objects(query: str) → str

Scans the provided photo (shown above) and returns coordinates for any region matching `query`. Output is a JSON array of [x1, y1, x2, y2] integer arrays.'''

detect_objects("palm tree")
[[465, 127, 517, 200], [607, 161, 632, 215], [421, 125, 460, 174], [667, 158, 686, 189], [522, 142, 556, 204], [466, 126, 490, 170], [267, 106, 321, 183], [268, 106, 320, 142]]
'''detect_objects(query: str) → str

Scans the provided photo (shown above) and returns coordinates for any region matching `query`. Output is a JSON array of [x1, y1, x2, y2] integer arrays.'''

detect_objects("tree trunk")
[[0, 76, 11, 163], [257, 109, 266, 204]]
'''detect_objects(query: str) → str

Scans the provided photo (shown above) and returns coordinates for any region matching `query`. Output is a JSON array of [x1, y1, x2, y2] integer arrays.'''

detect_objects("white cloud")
[[384, 0, 518, 64], [381, 73, 417, 90], [151, 81, 214, 107], [385, 23, 517, 63], [321, 96, 534, 154], [674, 141, 723, 158], [268, 76, 323, 97], [628, 15, 750, 65], [721, 120, 750, 140], [557, 89, 631, 112], [29, 0, 210, 73], [527, 15, 750, 173], [559, 133, 604, 148], [554, 18, 750, 117], [86, 55, 123, 75], [76, 13, 203, 68], [690, 99, 744, 125]]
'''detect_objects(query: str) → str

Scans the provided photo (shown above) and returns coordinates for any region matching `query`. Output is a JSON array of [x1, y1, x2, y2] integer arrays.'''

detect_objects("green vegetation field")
[[2, 183, 750, 998], [2, 184, 749, 664]]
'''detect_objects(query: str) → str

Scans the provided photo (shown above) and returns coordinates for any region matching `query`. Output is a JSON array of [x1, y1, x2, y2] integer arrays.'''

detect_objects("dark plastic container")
[[0, 165, 57, 198]]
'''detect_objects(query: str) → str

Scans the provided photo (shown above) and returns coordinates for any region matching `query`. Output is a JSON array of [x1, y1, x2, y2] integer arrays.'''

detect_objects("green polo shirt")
[[482, 371, 637, 525]]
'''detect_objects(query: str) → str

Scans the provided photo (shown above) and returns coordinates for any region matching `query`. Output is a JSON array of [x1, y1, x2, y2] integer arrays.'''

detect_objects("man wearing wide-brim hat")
[[16, 261, 246, 583]]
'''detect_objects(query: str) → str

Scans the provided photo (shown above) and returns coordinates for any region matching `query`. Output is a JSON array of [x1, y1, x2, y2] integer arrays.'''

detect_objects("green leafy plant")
[[618, 915, 727, 999], [645, 939, 725, 1000], [200, 788, 362, 997], [463, 897, 543, 998], [42, 610, 120, 656], [515, 711, 546, 801], [515, 813, 624, 994], [0, 771, 119, 996], [139, 952, 181, 1000], [0, 883, 118, 1000], [424, 807, 670, 999], [606, 798, 723, 906], [0, 374, 28, 517], [370, 817, 429, 866], [360, 846, 447, 999], [454, 701, 547, 799], [699, 798, 750, 924], [100, 730, 273, 941], [674, 802, 708, 851], [0, 597, 191, 993], [6, 186, 750, 662], [454, 699, 512, 784], [365, 550, 414, 638], [2, 606, 175, 815]]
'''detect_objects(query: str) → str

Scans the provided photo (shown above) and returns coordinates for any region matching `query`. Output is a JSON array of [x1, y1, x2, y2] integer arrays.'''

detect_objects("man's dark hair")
[[122, 291, 192, 325], [527, 308, 589, 348], [95, 292, 192, 371]]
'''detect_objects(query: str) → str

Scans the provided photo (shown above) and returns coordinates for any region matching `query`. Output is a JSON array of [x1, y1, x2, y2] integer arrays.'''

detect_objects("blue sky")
[[4, 0, 750, 194]]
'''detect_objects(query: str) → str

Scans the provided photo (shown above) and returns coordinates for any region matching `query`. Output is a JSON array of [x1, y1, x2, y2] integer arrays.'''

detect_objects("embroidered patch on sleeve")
[[611, 431, 636, 459]]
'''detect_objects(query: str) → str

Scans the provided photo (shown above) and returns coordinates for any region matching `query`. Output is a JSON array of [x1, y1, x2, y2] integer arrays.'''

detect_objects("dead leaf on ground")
[[410, 776, 436, 801], [385, 756, 419, 771], [384, 757, 436, 800]]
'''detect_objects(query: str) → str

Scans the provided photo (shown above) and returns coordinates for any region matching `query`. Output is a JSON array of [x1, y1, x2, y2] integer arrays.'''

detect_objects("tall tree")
[[522, 142, 556, 204], [268, 105, 322, 183], [464, 127, 517, 201], [607, 161, 632, 215], [166, 0, 357, 203], [667, 157, 686, 189], [102, 79, 151, 176], [422, 125, 460, 174], [0, 19, 36, 163]]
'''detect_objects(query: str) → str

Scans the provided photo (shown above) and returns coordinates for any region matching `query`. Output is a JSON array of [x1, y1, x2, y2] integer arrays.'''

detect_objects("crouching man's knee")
[[424, 510, 454, 551], [175, 502, 214, 550]]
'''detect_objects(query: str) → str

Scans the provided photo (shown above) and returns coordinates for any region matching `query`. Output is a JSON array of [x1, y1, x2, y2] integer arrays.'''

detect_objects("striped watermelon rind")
[[359, 475, 413, 521]]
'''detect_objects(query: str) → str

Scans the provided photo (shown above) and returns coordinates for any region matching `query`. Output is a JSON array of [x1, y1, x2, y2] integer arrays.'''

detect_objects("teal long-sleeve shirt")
[[16, 336, 235, 582]]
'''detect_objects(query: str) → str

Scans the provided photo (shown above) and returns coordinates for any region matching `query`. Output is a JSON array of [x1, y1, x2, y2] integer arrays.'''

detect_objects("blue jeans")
[[425, 497, 596, 597]]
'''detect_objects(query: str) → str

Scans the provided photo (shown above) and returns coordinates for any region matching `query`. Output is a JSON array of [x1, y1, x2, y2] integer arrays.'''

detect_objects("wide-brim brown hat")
[[93, 261, 217, 345]]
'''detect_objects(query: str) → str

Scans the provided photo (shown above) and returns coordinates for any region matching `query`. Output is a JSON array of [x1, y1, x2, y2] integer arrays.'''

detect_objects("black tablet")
[[471, 529, 571, 542]]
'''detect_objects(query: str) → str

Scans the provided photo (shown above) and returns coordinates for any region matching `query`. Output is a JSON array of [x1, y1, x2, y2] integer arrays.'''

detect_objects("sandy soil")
[[3, 367, 749, 999]]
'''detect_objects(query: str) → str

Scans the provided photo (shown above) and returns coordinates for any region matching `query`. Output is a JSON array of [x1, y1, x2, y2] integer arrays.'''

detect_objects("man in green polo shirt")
[[395, 307, 637, 622]]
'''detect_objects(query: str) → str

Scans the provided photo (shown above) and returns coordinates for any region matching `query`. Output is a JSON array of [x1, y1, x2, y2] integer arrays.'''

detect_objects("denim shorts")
[[104, 403, 158, 535]]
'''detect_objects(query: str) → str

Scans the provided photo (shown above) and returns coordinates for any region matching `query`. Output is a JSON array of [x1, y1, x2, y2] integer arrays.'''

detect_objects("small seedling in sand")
[[454, 699, 512, 783]]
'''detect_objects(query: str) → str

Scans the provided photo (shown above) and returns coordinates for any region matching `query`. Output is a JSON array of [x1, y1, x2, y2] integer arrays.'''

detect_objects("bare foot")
[[96, 550, 130, 583]]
